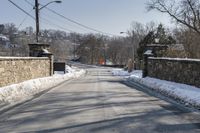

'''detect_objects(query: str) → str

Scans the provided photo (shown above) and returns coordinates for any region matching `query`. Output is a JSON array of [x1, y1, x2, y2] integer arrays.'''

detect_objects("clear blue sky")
[[0, 0, 172, 36]]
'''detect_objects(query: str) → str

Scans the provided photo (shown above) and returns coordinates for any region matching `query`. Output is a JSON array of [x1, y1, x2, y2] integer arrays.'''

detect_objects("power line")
[[24, 0, 34, 6], [24, 0, 116, 36], [24, 0, 94, 33], [8, 0, 113, 40], [9, 0, 74, 34], [41, 11, 89, 33], [44, 7, 116, 36], [17, 9, 34, 30], [24, 0, 77, 32], [8, 0, 35, 20], [40, 17, 74, 32]]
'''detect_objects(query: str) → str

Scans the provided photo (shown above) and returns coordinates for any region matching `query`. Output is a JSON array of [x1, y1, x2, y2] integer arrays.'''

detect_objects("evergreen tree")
[[137, 24, 177, 60], [137, 31, 155, 60], [155, 24, 176, 44]]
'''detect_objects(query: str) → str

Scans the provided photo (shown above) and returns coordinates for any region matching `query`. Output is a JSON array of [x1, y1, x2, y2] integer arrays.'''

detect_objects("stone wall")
[[0, 57, 52, 87], [148, 57, 200, 87]]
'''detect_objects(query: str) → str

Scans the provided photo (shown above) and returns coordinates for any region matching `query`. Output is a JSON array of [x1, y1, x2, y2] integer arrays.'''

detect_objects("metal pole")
[[73, 35, 76, 59], [104, 48, 106, 65], [131, 34, 136, 70], [35, 0, 39, 43], [73, 44, 75, 59], [132, 38, 135, 69]]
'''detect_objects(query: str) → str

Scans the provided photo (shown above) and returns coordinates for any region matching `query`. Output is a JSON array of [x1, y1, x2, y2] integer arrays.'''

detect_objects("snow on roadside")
[[0, 66, 85, 104], [112, 69, 200, 108], [112, 68, 142, 78], [112, 69, 130, 77]]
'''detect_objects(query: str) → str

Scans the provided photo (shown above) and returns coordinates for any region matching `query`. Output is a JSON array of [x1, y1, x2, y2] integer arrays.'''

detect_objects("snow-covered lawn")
[[0, 66, 85, 104], [112, 68, 200, 108]]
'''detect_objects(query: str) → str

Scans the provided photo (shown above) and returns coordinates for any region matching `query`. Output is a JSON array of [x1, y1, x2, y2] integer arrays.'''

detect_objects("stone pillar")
[[28, 43, 50, 57], [142, 54, 148, 78], [28, 43, 54, 76], [143, 50, 153, 78], [49, 54, 54, 76], [41, 53, 54, 76]]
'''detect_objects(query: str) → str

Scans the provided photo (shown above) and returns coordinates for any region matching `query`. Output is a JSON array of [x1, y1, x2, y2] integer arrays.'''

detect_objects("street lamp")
[[72, 43, 80, 59], [35, 0, 62, 42], [39, 1, 62, 10]]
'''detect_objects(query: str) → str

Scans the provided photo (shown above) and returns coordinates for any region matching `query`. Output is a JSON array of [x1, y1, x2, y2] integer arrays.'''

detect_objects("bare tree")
[[173, 27, 200, 58], [76, 34, 105, 64], [147, 0, 200, 35], [107, 37, 129, 65]]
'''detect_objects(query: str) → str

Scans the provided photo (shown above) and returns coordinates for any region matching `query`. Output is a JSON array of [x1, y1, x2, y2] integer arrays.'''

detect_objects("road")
[[0, 65, 200, 133]]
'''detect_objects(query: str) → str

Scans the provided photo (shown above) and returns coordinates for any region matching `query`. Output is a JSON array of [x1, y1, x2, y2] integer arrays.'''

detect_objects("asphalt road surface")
[[0, 64, 200, 133]]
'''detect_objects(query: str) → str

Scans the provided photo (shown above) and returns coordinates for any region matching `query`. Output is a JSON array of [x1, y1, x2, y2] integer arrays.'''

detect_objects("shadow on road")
[[0, 69, 200, 133]]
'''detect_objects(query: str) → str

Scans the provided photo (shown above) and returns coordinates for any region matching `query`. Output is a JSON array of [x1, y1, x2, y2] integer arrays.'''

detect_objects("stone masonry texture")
[[148, 57, 200, 87], [0, 57, 51, 87]]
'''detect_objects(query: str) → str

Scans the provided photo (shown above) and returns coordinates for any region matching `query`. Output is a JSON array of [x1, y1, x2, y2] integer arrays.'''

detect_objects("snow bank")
[[0, 66, 85, 104], [112, 69, 130, 77], [112, 68, 142, 78], [112, 69, 200, 108], [149, 57, 200, 62]]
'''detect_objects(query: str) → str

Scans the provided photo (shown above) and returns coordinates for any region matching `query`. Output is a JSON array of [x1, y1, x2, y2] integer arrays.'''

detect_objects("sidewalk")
[[112, 69, 200, 109]]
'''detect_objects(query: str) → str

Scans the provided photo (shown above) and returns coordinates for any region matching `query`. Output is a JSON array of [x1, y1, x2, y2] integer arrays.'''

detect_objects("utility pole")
[[34, 0, 61, 43], [35, 0, 39, 43], [73, 35, 76, 59]]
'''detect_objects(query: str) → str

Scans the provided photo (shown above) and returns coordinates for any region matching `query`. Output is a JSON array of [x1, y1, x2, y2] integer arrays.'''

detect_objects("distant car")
[[70, 57, 80, 62]]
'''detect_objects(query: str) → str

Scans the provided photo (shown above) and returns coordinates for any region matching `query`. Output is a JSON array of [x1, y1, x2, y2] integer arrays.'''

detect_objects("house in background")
[[0, 34, 10, 48], [0, 34, 12, 56]]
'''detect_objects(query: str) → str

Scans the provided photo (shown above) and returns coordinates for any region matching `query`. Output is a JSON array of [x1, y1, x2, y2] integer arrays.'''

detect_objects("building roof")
[[0, 34, 9, 41]]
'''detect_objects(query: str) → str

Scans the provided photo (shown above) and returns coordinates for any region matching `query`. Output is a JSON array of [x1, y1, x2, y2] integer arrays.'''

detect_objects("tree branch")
[[147, 0, 200, 35]]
